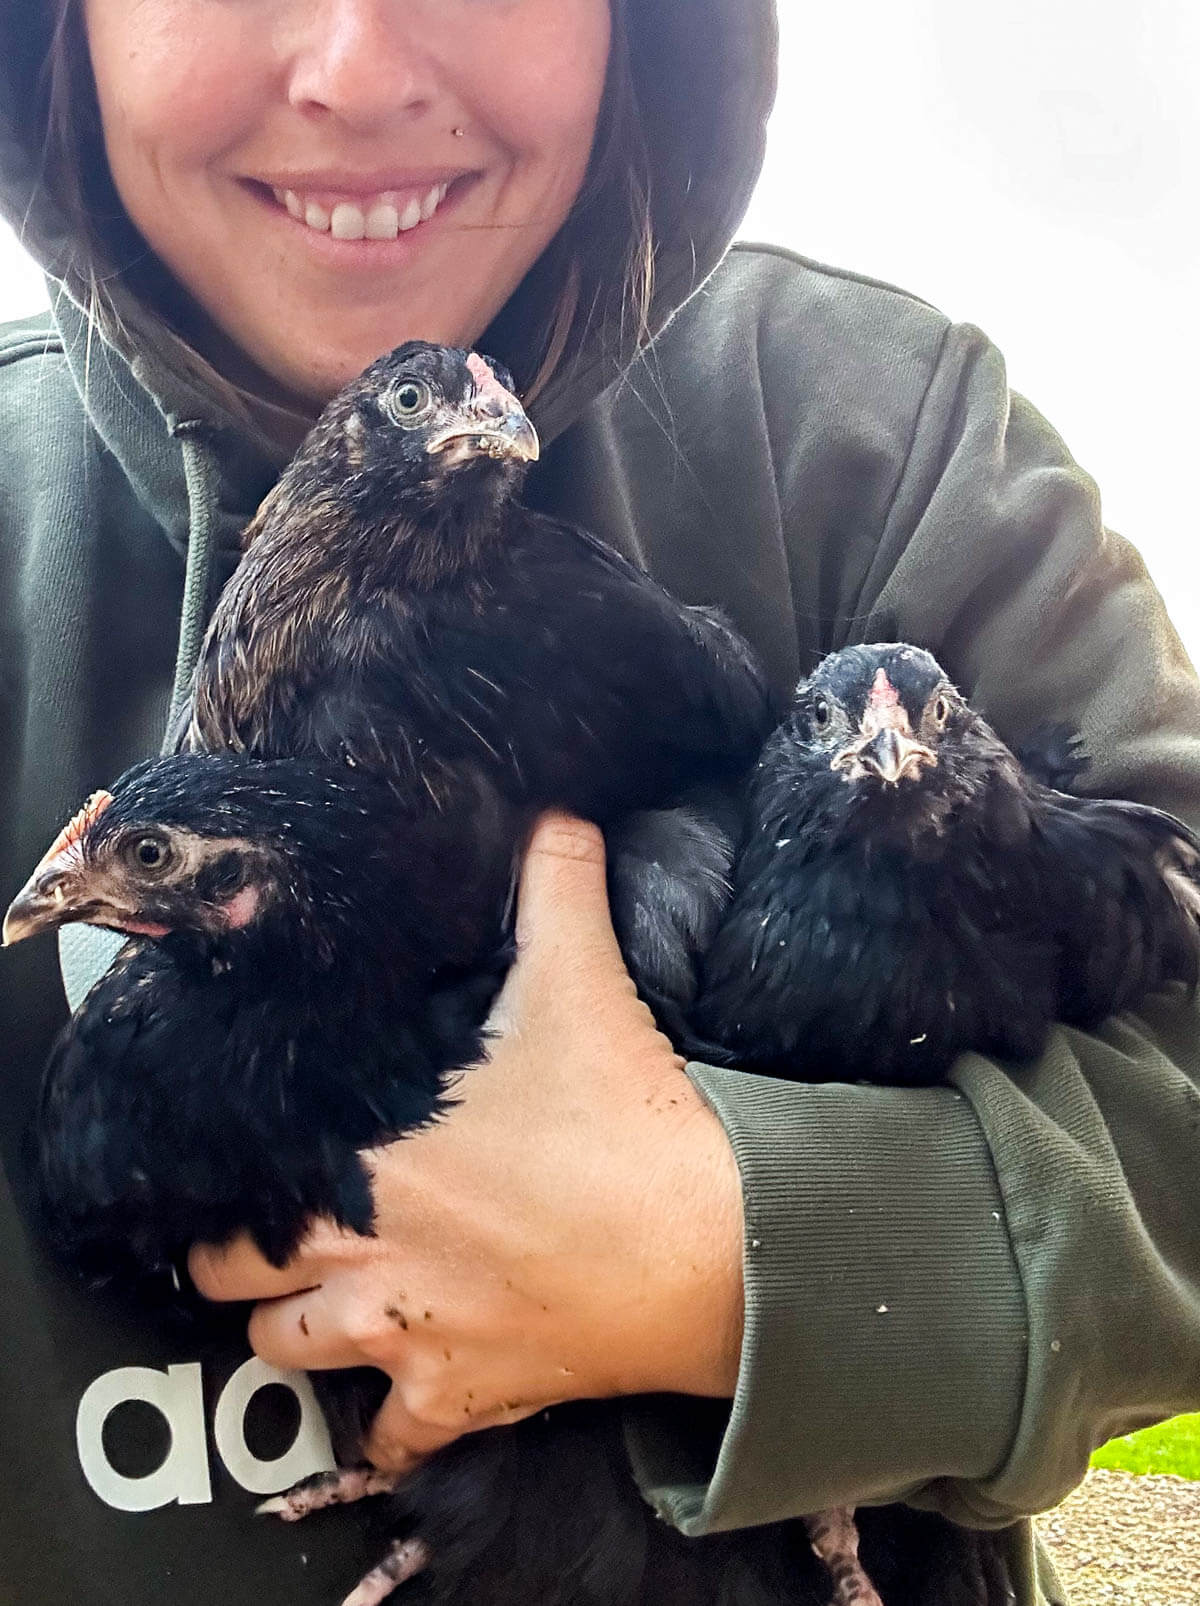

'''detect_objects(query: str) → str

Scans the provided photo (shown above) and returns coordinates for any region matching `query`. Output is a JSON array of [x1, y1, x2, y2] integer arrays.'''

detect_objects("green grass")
[[1091, 1413, 1200, 1479]]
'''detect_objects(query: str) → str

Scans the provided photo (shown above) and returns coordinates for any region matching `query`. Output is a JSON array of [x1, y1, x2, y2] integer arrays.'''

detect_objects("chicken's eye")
[[813, 696, 831, 728], [126, 834, 173, 874], [933, 695, 951, 726], [386, 380, 433, 425]]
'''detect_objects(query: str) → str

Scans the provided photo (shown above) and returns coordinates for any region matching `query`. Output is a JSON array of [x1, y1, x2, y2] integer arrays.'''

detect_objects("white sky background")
[[1, 0, 1197, 652]]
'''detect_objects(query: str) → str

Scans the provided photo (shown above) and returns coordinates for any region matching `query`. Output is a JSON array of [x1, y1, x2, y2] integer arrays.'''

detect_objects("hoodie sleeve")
[[623, 301, 1200, 1536]]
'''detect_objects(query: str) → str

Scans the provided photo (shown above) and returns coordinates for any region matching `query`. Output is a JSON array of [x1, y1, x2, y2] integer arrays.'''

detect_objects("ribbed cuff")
[[624, 1065, 1027, 1536]]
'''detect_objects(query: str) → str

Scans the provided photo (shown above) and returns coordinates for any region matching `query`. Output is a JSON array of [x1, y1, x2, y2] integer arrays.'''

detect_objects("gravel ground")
[[1036, 1468, 1200, 1605]]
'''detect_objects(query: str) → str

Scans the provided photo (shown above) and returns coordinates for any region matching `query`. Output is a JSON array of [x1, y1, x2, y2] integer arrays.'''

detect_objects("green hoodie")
[[2, 5, 1198, 1603]]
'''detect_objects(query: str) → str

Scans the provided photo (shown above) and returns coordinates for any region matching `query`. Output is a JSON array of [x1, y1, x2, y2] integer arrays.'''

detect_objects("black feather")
[[1013, 720, 1090, 792]]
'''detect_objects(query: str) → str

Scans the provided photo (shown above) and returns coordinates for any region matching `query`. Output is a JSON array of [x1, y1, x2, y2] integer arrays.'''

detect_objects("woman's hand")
[[189, 812, 745, 1474]]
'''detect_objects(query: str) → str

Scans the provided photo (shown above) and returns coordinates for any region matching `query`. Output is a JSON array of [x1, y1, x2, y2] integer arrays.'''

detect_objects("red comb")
[[466, 351, 518, 411], [35, 790, 113, 872], [868, 668, 901, 707]]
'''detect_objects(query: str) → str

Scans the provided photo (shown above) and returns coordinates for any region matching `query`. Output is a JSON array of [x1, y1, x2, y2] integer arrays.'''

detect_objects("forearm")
[[626, 987, 1200, 1536], [626, 1067, 1024, 1534]]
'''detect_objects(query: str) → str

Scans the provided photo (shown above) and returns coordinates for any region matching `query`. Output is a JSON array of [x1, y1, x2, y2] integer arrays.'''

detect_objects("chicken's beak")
[[427, 407, 540, 466], [4, 789, 117, 947], [831, 713, 937, 787], [3, 857, 83, 946], [427, 354, 540, 465], [857, 728, 935, 786]]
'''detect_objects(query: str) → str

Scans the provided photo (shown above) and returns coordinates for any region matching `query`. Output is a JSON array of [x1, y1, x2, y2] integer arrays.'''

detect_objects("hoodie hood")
[[0, 1, 778, 449]]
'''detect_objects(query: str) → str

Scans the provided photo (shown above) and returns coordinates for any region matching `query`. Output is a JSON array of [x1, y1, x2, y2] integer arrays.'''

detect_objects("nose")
[[285, 0, 439, 132]]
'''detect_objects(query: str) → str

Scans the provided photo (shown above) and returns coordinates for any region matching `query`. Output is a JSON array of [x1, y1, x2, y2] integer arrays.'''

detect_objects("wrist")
[[620, 1081, 745, 1399]]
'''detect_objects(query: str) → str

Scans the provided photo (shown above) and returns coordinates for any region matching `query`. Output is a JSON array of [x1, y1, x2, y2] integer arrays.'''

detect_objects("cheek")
[[83, 0, 264, 192], [457, 0, 611, 175]]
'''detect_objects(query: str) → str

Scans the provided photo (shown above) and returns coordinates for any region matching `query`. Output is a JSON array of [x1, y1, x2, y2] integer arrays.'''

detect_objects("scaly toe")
[[340, 1538, 431, 1606], [256, 1465, 401, 1522]]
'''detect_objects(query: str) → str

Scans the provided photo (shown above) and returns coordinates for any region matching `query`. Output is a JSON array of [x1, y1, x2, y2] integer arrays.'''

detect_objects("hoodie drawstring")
[[59, 424, 224, 1013], [165, 424, 221, 746]]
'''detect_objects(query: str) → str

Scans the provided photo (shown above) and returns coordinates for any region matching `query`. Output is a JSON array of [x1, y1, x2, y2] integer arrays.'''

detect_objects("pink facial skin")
[[220, 884, 262, 932]]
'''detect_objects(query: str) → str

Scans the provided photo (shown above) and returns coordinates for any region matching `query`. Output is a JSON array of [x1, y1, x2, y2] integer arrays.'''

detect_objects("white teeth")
[[281, 181, 452, 237], [330, 201, 366, 240], [365, 200, 400, 240]]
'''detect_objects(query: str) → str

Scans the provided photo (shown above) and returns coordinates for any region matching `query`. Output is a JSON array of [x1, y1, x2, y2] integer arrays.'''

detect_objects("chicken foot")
[[805, 1506, 886, 1606]]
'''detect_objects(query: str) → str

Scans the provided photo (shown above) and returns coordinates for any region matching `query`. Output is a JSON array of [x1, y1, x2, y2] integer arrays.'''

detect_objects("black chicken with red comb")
[[688, 642, 1200, 1084], [182, 342, 770, 829], [677, 641, 1200, 1606], [179, 338, 771, 1038]]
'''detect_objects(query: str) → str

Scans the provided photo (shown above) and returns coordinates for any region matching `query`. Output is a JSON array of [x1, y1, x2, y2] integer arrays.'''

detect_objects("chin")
[[266, 327, 484, 413], [214, 271, 511, 413]]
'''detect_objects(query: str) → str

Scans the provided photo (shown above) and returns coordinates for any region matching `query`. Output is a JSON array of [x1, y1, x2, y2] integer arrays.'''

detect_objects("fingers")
[[248, 1294, 531, 1476], [189, 1213, 370, 1303], [245, 1284, 369, 1373], [188, 1233, 323, 1303]]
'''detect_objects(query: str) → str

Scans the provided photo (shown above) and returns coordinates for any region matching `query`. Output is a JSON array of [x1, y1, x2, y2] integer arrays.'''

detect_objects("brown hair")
[[35, 0, 655, 424], [513, 0, 657, 406]]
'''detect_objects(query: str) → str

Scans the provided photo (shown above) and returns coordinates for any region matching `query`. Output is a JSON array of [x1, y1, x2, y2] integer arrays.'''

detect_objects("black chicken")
[[3, 754, 516, 1278], [678, 641, 1200, 1606], [182, 342, 769, 829], [6, 749, 1011, 1606], [688, 641, 1200, 1084]]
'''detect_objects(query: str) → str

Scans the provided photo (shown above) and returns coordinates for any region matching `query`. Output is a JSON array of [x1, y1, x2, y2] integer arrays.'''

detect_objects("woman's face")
[[82, 0, 611, 407]]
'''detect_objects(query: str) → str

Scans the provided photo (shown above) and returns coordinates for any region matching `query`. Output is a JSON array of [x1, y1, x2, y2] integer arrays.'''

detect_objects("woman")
[[1, 3, 1197, 1603]]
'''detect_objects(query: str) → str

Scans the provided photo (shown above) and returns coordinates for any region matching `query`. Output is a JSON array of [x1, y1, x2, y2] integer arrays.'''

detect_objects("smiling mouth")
[[251, 174, 474, 241]]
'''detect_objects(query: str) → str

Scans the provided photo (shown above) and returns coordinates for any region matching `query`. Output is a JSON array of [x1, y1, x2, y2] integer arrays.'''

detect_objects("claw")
[[340, 1538, 431, 1606]]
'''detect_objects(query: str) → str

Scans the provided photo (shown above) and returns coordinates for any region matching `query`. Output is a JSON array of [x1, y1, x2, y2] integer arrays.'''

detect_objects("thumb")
[[511, 812, 626, 985]]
